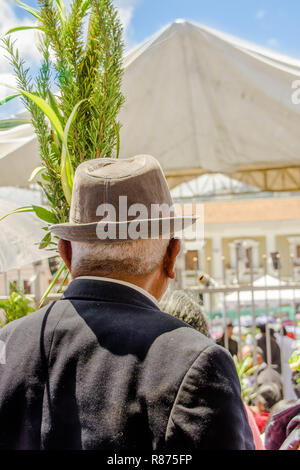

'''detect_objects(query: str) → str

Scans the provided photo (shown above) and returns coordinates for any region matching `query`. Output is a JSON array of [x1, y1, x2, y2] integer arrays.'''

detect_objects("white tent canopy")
[[0, 123, 40, 188], [170, 172, 260, 199], [225, 274, 300, 307], [1, 20, 300, 190], [0, 198, 53, 272]]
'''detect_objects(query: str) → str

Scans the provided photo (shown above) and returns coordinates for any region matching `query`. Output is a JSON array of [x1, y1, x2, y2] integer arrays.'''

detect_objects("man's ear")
[[58, 239, 72, 272], [164, 238, 181, 279]]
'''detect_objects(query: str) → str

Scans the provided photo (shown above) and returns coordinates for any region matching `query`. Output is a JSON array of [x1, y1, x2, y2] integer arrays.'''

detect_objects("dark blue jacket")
[[0, 278, 254, 450]]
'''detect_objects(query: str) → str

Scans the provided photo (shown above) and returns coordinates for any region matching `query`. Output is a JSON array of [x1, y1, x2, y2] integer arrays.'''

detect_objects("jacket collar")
[[76, 276, 159, 307], [62, 277, 161, 311]]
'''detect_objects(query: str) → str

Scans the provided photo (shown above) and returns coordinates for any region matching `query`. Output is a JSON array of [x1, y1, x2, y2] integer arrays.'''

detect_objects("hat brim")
[[49, 216, 200, 242]]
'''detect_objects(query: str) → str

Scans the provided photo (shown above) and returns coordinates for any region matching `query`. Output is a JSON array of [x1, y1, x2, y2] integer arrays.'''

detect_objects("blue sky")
[[1, 0, 300, 114], [126, 0, 300, 58], [4, 0, 300, 56]]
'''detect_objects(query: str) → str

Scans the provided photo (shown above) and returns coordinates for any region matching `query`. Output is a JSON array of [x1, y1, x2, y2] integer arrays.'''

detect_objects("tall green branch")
[[0, 0, 125, 301]]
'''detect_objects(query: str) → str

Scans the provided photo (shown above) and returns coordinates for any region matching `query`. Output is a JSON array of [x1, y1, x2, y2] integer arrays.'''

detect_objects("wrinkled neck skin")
[[77, 266, 169, 302], [58, 238, 180, 302]]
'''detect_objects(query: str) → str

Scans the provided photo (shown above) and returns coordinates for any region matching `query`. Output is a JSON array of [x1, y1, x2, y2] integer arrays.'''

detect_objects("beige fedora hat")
[[49, 155, 199, 242]]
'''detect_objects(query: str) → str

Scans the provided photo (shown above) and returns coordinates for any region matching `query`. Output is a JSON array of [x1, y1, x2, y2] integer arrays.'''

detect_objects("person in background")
[[240, 345, 283, 405], [257, 324, 281, 374], [216, 321, 238, 357], [290, 351, 300, 400], [264, 399, 300, 450], [260, 399, 297, 446], [160, 293, 263, 450], [279, 327, 297, 400], [256, 347, 283, 397], [244, 403, 265, 450], [159, 289, 209, 337], [253, 383, 282, 434], [292, 371, 300, 400]]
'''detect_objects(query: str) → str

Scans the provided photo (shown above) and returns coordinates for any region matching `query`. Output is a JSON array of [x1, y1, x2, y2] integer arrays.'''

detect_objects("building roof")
[[181, 196, 300, 224]]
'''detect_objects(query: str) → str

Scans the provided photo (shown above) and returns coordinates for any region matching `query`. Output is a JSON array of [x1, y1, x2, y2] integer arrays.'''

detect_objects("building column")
[[212, 236, 223, 282], [266, 234, 276, 274], [199, 240, 207, 273], [251, 241, 260, 268], [229, 242, 237, 269], [266, 233, 276, 255]]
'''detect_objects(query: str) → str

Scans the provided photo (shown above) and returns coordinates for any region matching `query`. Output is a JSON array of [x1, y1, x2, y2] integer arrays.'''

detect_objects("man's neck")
[[73, 271, 163, 302], [75, 275, 161, 307]]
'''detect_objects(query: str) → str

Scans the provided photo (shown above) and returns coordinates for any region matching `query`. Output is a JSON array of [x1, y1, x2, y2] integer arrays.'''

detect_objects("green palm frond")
[[0, 0, 124, 303], [233, 354, 259, 404]]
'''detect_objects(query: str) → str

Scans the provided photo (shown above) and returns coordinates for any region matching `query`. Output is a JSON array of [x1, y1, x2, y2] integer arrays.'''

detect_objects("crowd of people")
[[160, 288, 300, 450], [0, 154, 299, 452]]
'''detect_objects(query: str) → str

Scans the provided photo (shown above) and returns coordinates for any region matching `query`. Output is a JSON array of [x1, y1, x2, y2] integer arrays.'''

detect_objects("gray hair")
[[71, 239, 169, 277], [241, 344, 263, 359], [160, 289, 209, 336]]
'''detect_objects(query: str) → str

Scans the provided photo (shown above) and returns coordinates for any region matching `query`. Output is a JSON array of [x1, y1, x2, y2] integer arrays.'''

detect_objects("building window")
[[229, 239, 259, 271], [287, 237, 300, 266], [185, 250, 199, 271], [23, 280, 31, 294], [245, 247, 252, 269]]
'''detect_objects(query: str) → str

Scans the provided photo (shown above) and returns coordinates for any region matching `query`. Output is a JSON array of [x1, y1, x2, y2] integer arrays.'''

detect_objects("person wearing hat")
[[216, 321, 238, 357], [0, 155, 254, 450], [253, 383, 282, 434], [257, 324, 281, 374]]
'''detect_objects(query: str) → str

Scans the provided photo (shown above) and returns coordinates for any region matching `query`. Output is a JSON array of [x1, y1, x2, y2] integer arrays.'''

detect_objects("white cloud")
[[114, 0, 136, 29], [0, 73, 17, 100], [0, 0, 138, 67], [0, 0, 138, 101], [113, 0, 139, 47], [256, 9, 266, 20], [0, 73, 23, 118], [0, 0, 138, 117], [65, 0, 138, 37], [0, 0, 41, 74]]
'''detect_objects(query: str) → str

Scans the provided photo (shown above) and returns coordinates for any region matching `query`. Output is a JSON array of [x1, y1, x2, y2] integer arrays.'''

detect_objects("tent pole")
[[290, 253, 297, 321], [222, 256, 229, 351], [250, 248, 257, 367], [263, 255, 272, 367], [275, 253, 286, 397], [235, 245, 242, 355]]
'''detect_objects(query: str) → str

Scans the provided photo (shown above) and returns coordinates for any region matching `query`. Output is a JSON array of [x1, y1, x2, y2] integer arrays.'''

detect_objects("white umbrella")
[[0, 198, 54, 272]]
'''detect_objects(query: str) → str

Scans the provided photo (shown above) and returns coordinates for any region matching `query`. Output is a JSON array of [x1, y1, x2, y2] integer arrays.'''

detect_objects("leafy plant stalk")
[[0, 0, 124, 303], [233, 354, 259, 404], [0, 282, 35, 327]]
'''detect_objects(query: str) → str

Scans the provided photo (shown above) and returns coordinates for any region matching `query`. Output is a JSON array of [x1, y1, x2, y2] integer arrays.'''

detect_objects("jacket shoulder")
[[0, 302, 60, 370], [165, 342, 255, 449], [0, 304, 50, 340]]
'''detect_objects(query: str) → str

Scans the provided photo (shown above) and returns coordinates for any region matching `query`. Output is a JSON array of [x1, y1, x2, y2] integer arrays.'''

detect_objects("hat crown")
[[69, 155, 173, 225], [49, 154, 199, 241], [85, 155, 147, 179]]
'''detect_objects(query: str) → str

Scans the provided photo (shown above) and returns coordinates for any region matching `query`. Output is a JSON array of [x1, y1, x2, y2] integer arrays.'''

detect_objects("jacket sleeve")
[[292, 370, 300, 399], [0, 308, 49, 449], [164, 344, 255, 450]]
